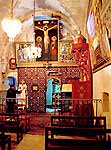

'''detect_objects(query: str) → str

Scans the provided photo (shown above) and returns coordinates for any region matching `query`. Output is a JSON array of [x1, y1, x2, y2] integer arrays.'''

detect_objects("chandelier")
[[1, 0, 22, 41]]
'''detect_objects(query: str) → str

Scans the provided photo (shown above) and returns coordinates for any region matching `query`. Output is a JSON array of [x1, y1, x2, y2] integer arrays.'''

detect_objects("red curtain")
[[69, 80, 92, 115], [70, 80, 91, 99]]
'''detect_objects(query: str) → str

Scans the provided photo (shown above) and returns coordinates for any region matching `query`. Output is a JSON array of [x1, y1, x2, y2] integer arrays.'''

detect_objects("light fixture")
[[29, 0, 39, 61], [1, 0, 22, 41], [33, 0, 36, 46]]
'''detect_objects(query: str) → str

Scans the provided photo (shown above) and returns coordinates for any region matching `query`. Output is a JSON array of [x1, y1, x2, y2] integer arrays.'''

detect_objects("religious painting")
[[34, 19, 59, 61], [15, 42, 32, 66], [59, 40, 73, 62]]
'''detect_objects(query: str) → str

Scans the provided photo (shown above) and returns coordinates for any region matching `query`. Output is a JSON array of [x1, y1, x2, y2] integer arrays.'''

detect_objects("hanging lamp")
[[1, 0, 22, 41], [29, 0, 38, 61]]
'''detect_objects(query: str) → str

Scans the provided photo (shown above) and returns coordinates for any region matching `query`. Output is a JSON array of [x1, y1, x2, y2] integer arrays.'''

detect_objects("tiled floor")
[[5, 113, 50, 150], [15, 134, 45, 150]]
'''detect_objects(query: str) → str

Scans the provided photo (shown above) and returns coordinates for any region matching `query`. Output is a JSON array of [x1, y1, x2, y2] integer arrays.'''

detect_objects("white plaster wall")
[[93, 65, 111, 128], [93, 65, 111, 99]]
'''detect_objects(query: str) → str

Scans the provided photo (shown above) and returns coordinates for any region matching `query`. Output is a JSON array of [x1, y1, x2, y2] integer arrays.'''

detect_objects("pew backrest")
[[51, 116, 106, 129], [45, 126, 108, 150]]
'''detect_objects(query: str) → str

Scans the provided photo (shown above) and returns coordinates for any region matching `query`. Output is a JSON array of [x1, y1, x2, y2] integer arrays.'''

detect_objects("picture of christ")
[[35, 24, 57, 54], [34, 19, 58, 61]]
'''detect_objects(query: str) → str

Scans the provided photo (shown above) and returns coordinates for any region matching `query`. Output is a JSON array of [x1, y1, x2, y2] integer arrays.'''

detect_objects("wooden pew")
[[0, 123, 11, 150], [0, 134, 11, 150], [47, 116, 108, 149], [0, 97, 31, 133], [45, 126, 110, 150], [15, 101, 31, 132], [0, 113, 24, 144], [51, 116, 106, 129], [15, 110, 31, 132]]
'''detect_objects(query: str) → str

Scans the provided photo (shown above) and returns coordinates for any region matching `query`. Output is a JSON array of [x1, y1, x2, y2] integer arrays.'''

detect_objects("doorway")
[[61, 84, 72, 112], [46, 78, 61, 112], [103, 92, 109, 112]]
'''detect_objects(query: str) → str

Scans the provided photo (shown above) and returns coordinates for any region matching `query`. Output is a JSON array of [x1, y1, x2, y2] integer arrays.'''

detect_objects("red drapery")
[[68, 80, 92, 115]]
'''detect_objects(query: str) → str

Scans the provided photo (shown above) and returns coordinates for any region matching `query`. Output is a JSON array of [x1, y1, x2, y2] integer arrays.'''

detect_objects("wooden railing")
[[0, 97, 28, 113], [53, 98, 102, 116]]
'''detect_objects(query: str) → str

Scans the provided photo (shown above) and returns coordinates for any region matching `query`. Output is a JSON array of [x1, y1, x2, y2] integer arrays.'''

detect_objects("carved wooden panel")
[[18, 66, 80, 112]]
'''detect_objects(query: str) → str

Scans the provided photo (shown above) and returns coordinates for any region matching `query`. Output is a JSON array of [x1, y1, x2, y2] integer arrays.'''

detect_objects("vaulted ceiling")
[[0, 0, 89, 37]]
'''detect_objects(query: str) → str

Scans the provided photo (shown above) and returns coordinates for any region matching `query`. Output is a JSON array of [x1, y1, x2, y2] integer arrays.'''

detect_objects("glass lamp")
[[1, 0, 22, 41]]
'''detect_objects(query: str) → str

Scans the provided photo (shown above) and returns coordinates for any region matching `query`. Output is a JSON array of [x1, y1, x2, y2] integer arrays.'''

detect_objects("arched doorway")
[[46, 78, 61, 112]]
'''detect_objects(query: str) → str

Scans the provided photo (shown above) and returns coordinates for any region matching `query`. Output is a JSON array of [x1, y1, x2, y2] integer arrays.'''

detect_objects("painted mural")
[[87, 4, 111, 70]]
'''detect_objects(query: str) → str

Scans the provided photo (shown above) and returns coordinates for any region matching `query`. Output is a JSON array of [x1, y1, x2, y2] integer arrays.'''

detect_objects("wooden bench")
[[0, 97, 31, 133], [51, 116, 106, 129], [14, 111, 31, 132], [15, 103, 31, 132], [45, 126, 110, 150], [0, 113, 24, 144], [0, 123, 11, 150], [20, 113, 31, 132], [0, 134, 11, 150]]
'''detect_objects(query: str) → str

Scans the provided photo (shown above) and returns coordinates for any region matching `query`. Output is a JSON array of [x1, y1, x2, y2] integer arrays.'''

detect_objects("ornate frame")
[[15, 42, 32, 67], [34, 18, 59, 61]]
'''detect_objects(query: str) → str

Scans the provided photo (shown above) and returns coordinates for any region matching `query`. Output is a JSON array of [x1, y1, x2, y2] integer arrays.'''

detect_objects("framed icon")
[[32, 85, 39, 91], [9, 58, 16, 69]]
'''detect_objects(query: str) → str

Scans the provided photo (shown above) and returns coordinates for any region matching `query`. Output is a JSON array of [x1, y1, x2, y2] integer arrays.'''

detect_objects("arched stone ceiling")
[[0, 0, 89, 37]]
